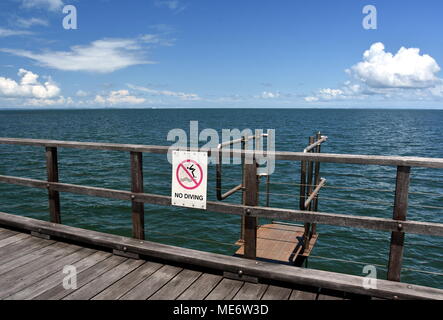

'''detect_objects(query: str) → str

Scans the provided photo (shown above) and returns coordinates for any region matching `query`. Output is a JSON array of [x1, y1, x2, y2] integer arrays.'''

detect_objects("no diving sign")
[[171, 151, 208, 209]]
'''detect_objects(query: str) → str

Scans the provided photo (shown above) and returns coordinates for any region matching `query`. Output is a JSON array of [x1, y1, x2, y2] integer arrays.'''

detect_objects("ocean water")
[[0, 108, 442, 289]]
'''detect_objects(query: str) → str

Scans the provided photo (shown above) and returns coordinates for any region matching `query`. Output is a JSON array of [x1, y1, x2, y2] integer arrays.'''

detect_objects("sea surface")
[[0, 108, 442, 289]]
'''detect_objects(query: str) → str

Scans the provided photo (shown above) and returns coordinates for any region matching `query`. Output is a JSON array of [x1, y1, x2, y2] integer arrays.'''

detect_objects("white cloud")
[[75, 90, 89, 97], [306, 42, 443, 103], [0, 69, 60, 99], [1, 39, 150, 73], [20, 0, 64, 11], [128, 84, 200, 101], [94, 90, 146, 106], [26, 96, 73, 106], [0, 28, 33, 37], [348, 42, 441, 89], [1, 36, 170, 73], [260, 91, 280, 99], [15, 17, 49, 28]]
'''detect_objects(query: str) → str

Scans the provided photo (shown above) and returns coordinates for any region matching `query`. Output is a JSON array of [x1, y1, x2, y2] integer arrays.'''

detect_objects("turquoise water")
[[0, 109, 442, 289]]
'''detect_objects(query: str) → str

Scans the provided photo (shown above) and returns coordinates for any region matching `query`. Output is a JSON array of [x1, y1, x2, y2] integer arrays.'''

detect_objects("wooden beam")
[[45, 147, 61, 224], [243, 159, 258, 259], [387, 166, 410, 282], [0, 212, 442, 300], [1, 137, 443, 168], [130, 152, 145, 240], [0, 175, 443, 237]]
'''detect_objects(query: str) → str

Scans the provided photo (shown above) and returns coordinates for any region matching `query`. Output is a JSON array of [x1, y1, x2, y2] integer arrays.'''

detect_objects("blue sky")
[[0, 0, 443, 108]]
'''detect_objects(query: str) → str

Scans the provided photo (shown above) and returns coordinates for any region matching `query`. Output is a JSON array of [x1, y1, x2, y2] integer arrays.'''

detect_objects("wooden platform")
[[235, 223, 318, 264], [0, 212, 442, 300], [0, 226, 336, 300]]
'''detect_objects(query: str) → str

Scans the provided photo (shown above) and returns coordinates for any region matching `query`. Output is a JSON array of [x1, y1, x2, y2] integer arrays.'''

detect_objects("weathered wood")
[[1, 214, 443, 300], [1, 137, 443, 168], [63, 258, 144, 300], [120, 265, 182, 300], [92, 261, 164, 300], [130, 151, 145, 240], [0, 241, 57, 275], [289, 289, 318, 300], [177, 273, 222, 300], [0, 246, 89, 299], [0, 235, 50, 261], [233, 282, 268, 300], [387, 166, 411, 282], [243, 159, 258, 259], [45, 147, 61, 224], [261, 285, 292, 300], [0, 229, 18, 240], [149, 269, 202, 300], [205, 278, 244, 300], [0, 232, 29, 248], [7, 251, 111, 300], [0, 182, 442, 236], [34, 255, 126, 300]]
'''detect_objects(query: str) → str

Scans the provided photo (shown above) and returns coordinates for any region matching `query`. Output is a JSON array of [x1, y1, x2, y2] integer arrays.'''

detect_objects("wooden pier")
[[0, 217, 333, 300], [1, 137, 443, 300], [1, 213, 442, 300]]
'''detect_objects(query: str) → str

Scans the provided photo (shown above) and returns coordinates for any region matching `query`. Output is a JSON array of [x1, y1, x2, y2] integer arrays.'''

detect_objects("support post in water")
[[45, 147, 61, 224], [243, 157, 258, 259], [387, 165, 411, 282], [131, 151, 145, 240]]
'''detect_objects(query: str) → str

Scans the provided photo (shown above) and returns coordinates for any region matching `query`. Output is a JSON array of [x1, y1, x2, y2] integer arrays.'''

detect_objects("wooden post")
[[45, 147, 61, 224], [387, 166, 411, 282], [130, 152, 145, 240], [243, 158, 258, 259]]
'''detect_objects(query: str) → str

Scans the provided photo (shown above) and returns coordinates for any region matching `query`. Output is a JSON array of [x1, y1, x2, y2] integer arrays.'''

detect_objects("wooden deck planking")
[[177, 273, 223, 300], [0, 233, 29, 249], [1, 224, 437, 300], [148, 269, 202, 300], [92, 261, 164, 300], [0, 242, 74, 277], [63, 258, 145, 300], [289, 289, 319, 300], [0, 229, 18, 240], [261, 285, 292, 300], [0, 241, 58, 275], [0, 235, 53, 262], [205, 278, 244, 300], [0, 246, 93, 299], [235, 223, 318, 263], [6, 251, 112, 300], [33, 255, 127, 300], [233, 282, 268, 300], [119, 265, 182, 300]]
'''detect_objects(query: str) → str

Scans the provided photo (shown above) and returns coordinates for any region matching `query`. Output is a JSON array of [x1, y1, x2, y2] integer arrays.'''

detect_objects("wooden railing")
[[0, 137, 443, 284]]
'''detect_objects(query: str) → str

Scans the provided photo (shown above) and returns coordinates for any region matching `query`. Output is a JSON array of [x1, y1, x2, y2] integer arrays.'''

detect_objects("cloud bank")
[[306, 42, 443, 102], [0, 68, 60, 99]]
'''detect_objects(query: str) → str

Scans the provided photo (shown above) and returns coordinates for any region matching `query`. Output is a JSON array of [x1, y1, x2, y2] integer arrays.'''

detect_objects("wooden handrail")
[[1, 137, 443, 286], [1, 137, 443, 168], [0, 174, 442, 237]]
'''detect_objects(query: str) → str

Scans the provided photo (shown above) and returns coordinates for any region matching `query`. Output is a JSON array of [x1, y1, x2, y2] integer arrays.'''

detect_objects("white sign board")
[[171, 151, 208, 210]]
